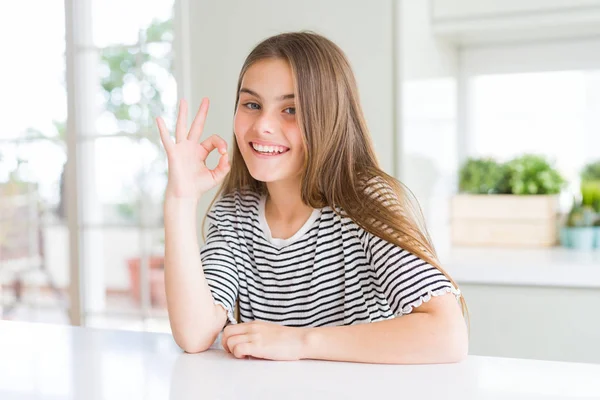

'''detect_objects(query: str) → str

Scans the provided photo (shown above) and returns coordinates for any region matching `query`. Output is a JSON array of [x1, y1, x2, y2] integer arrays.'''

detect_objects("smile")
[[250, 142, 290, 156]]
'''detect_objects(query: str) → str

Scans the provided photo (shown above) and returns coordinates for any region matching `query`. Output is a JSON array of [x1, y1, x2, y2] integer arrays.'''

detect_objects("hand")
[[222, 321, 309, 361], [156, 98, 230, 201]]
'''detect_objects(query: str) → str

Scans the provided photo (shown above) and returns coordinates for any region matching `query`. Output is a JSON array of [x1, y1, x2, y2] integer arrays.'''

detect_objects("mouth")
[[249, 142, 290, 157]]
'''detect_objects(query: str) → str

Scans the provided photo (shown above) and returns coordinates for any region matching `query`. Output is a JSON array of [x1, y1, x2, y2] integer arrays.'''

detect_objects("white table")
[[0, 321, 599, 400]]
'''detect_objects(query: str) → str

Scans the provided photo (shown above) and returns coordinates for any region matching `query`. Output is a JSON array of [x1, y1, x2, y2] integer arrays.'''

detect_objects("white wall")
[[183, 0, 396, 222], [398, 0, 459, 251]]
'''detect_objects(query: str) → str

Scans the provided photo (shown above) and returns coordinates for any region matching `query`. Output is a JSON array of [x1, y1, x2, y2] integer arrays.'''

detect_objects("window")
[[461, 39, 600, 209], [70, 0, 177, 331], [1, 0, 178, 332], [467, 70, 600, 193], [0, 0, 69, 324]]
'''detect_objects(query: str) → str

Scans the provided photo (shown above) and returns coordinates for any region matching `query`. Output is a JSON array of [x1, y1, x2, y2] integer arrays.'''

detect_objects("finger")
[[188, 97, 209, 142], [199, 134, 228, 157], [175, 99, 188, 143], [226, 333, 252, 357], [223, 322, 248, 338], [210, 152, 230, 182], [231, 341, 255, 359], [221, 332, 231, 353], [156, 117, 173, 152], [221, 323, 240, 352]]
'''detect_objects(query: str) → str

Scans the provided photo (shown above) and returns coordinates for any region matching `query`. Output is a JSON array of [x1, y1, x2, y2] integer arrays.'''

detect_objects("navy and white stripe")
[[200, 189, 459, 327]]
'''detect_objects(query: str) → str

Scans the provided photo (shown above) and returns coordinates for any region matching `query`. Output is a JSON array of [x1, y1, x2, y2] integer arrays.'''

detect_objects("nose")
[[253, 110, 278, 135]]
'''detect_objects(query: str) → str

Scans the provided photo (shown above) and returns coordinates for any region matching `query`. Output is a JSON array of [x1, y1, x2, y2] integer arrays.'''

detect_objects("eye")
[[283, 107, 296, 115], [244, 102, 260, 110]]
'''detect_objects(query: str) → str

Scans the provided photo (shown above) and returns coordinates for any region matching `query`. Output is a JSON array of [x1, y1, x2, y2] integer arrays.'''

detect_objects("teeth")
[[252, 143, 286, 154]]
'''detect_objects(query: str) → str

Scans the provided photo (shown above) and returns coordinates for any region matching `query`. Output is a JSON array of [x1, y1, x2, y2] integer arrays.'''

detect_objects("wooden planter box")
[[450, 194, 559, 247]]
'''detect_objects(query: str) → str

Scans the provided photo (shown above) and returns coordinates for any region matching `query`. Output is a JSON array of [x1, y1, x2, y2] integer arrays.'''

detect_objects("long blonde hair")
[[204, 31, 467, 317]]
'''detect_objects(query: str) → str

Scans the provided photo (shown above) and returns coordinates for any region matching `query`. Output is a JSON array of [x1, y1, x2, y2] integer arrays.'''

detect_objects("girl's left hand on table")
[[221, 320, 309, 361]]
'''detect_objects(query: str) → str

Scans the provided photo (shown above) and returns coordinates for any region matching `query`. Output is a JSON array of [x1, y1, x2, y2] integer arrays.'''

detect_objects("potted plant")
[[581, 160, 600, 184], [503, 154, 565, 195], [452, 154, 566, 247], [458, 157, 508, 195], [596, 218, 600, 249], [577, 160, 600, 249], [561, 204, 598, 250]]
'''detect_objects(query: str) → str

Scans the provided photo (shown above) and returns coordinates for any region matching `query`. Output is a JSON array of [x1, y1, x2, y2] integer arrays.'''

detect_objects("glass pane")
[[0, 0, 69, 324], [140, 41, 178, 132], [0, 140, 67, 214], [468, 70, 600, 186], [147, 227, 166, 315], [79, 137, 150, 226], [79, 0, 174, 331], [81, 226, 140, 316], [96, 40, 177, 135], [0, 1, 66, 140], [1, 140, 69, 324], [96, 46, 145, 135], [82, 226, 167, 317], [138, 137, 168, 228], [92, 0, 174, 47]]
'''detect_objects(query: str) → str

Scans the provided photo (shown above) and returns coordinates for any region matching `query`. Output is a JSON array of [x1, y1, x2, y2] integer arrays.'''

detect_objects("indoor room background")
[[1, 0, 599, 365]]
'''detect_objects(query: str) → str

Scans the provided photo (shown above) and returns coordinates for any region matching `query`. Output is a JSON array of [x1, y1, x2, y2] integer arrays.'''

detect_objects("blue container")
[[559, 227, 572, 248], [569, 227, 596, 250], [595, 227, 600, 249]]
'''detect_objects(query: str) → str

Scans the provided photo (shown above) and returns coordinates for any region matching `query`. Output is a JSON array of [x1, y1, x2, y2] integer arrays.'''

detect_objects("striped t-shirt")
[[200, 189, 459, 327]]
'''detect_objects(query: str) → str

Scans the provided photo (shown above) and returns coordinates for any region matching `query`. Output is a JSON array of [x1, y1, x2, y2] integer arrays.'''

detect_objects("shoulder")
[[361, 175, 400, 205], [325, 207, 372, 247]]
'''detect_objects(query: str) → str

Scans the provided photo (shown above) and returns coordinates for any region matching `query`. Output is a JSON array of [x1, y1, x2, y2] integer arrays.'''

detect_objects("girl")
[[157, 32, 468, 365]]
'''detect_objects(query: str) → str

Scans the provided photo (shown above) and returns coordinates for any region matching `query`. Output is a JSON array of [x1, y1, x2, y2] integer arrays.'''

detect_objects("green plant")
[[457, 154, 565, 195], [581, 160, 600, 182], [100, 18, 173, 135], [504, 154, 565, 195], [581, 180, 600, 213], [580, 160, 600, 213], [458, 158, 508, 194], [116, 202, 137, 221], [566, 204, 597, 227]]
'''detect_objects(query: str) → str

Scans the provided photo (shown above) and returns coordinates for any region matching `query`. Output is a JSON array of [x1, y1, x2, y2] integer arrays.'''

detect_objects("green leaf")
[[458, 158, 507, 194], [581, 160, 600, 182], [504, 154, 565, 195]]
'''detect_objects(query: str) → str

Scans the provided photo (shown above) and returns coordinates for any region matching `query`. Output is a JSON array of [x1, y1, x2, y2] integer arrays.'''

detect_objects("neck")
[[265, 178, 312, 223]]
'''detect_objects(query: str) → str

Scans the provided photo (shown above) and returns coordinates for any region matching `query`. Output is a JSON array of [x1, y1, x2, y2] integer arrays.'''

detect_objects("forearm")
[[302, 307, 468, 364], [163, 197, 223, 352]]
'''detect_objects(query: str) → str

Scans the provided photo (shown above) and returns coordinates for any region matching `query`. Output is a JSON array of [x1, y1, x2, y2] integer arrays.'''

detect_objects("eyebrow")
[[240, 87, 295, 101]]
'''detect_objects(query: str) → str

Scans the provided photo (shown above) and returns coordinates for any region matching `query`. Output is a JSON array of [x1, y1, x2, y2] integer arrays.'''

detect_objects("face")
[[234, 58, 305, 184]]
